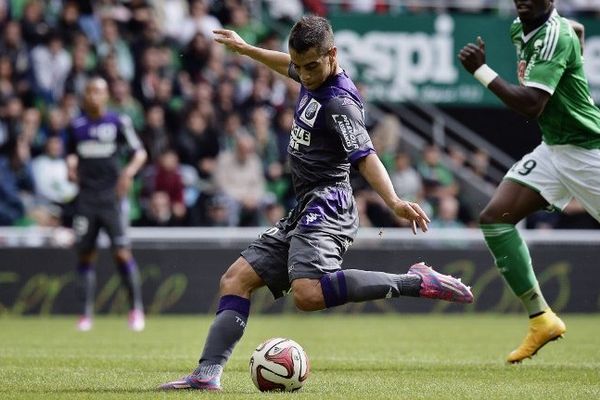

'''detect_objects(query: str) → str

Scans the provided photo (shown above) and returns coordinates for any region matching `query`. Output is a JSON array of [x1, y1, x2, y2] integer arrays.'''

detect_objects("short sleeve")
[[117, 114, 143, 151], [325, 97, 375, 165], [509, 18, 521, 45], [65, 124, 76, 156], [524, 26, 573, 95]]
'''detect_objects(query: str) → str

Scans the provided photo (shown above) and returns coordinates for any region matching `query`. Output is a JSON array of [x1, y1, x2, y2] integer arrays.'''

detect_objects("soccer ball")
[[249, 337, 310, 392]]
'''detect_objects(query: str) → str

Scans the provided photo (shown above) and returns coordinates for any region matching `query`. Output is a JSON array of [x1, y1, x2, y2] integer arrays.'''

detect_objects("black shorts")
[[73, 197, 129, 253], [241, 183, 358, 299]]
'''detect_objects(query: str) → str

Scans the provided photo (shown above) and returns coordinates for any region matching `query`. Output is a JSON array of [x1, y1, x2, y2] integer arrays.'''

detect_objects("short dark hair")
[[288, 15, 334, 55], [86, 75, 108, 88]]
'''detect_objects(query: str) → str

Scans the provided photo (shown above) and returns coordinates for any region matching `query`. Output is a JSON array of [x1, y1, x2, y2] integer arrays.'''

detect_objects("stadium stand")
[[0, 0, 598, 230]]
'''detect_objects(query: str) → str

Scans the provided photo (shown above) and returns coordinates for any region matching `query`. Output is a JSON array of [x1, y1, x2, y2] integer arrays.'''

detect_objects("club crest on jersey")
[[298, 94, 309, 110], [299, 98, 321, 127], [332, 114, 358, 151]]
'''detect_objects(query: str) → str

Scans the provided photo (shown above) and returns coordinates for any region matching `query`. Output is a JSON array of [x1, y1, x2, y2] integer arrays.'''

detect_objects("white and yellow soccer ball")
[[249, 337, 310, 392]]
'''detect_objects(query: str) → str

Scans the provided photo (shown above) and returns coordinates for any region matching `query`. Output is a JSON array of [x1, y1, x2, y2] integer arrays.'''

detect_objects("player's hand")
[[116, 172, 133, 199], [391, 200, 430, 235], [458, 36, 486, 74], [67, 167, 78, 183], [213, 29, 249, 55]]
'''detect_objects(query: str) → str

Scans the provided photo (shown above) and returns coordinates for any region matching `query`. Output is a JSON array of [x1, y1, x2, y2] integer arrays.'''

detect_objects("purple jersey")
[[288, 70, 375, 198], [66, 112, 142, 198]]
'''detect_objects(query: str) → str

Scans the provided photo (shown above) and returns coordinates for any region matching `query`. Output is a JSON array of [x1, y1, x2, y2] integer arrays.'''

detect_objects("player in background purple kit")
[[66, 77, 147, 332]]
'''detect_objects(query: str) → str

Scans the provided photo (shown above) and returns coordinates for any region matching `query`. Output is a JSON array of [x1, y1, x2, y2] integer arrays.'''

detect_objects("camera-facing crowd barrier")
[[0, 228, 598, 314]]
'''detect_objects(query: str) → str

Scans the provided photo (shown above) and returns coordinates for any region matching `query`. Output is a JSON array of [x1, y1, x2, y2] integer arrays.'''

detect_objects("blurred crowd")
[[284, 0, 600, 18], [0, 0, 597, 232]]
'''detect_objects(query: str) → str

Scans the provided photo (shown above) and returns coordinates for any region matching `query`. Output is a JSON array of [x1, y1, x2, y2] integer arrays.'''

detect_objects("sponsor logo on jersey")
[[289, 120, 311, 150], [299, 98, 321, 127], [517, 60, 526, 85], [91, 123, 117, 142], [340, 97, 355, 106], [77, 140, 116, 158], [303, 212, 321, 225], [261, 226, 279, 238], [298, 94, 309, 110], [518, 39, 540, 84], [332, 114, 358, 151]]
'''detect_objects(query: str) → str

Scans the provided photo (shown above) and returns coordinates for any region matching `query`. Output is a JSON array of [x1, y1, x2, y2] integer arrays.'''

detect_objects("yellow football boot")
[[507, 309, 566, 363]]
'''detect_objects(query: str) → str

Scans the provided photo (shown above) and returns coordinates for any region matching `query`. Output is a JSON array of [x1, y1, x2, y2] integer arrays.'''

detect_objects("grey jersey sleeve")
[[325, 97, 375, 165], [117, 114, 143, 151]]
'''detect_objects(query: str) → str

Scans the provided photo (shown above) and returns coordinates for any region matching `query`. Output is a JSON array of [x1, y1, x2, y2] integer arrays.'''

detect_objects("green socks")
[[519, 285, 549, 317], [481, 223, 548, 316]]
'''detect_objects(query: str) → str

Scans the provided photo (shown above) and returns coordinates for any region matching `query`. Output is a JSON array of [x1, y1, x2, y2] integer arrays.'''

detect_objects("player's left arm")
[[325, 98, 430, 234], [357, 154, 430, 234], [65, 123, 79, 183], [118, 114, 147, 176], [123, 148, 147, 177], [117, 115, 147, 197], [568, 19, 585, 54], [458, 37, 551, 119]]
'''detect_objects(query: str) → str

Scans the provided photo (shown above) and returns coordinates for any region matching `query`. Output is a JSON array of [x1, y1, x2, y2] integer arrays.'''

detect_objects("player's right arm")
[[66, 154, 78, 182], [213, 29, 291, 77], [458, 37, 550, 119], [65, 124, 78, 183], [116, 114, 147, 198], [488, 77, 550, 119]]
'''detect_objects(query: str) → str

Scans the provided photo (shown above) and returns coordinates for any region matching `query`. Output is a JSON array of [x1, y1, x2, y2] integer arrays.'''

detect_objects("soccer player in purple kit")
[[160, 16, 473, 391], [66, 77, 147, 332]]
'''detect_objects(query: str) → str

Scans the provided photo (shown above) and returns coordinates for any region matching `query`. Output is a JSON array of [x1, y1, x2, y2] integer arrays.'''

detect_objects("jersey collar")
[[311, 70, 346, 91], [521, 8, 558, 43]]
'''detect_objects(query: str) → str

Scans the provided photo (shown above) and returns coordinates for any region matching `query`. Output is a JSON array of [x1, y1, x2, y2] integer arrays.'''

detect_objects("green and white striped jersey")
[[510, 9, 600, 149]]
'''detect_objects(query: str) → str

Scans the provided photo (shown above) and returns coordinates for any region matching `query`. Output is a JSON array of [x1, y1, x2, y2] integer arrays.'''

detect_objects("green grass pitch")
[[1, 314, 599, 399]]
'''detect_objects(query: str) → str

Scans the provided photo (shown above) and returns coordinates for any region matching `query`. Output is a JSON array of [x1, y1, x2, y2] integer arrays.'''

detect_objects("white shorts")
[[504, 142, 600, 222]]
